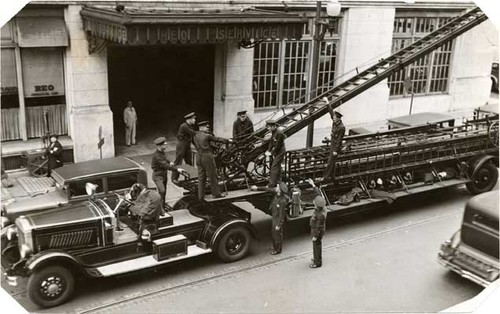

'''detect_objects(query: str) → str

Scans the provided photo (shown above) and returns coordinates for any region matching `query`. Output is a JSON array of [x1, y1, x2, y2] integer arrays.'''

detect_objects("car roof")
[[53, 156, 143, 181], [466, 190, 499, 221]]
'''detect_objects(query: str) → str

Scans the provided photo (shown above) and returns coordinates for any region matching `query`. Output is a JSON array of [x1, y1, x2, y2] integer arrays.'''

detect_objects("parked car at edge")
[[1, 194, 254, 308], [438, 190, 499, 287], [492, 61, 499, 92], [1, 156, 148, 227]]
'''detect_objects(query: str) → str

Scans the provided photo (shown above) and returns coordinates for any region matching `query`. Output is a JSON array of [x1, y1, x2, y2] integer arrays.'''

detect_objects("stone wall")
[[64, 5, 114, 162]]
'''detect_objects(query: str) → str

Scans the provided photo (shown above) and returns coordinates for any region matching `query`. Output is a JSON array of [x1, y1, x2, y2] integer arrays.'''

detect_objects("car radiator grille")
[[49, 230, 94, 248]]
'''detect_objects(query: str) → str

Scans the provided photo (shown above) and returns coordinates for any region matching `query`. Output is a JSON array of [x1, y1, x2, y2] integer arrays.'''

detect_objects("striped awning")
[[80, 5, 307, 46]]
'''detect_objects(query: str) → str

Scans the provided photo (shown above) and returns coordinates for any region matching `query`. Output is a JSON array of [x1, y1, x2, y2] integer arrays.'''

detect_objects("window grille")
[[253, 42, 280, 109], [282, 41, 310, 105], [316, 41, 338, 96], [388, 15, 455, 96]]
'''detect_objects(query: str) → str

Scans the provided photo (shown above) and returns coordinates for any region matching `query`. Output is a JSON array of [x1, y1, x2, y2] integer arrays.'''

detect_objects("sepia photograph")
[[1, 0, 498, 313]]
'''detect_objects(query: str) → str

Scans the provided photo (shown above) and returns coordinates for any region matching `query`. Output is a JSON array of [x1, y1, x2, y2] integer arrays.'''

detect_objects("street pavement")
[[3, 184, 495, 313]]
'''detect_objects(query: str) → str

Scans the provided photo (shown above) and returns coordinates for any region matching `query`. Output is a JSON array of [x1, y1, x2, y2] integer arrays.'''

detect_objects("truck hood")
[[3, 190, 69, 219]]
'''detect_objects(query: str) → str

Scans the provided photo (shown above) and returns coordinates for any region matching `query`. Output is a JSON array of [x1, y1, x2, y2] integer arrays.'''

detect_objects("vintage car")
[[1, 192, 254, 308], [438, 190, 499, 287], [1, 156, 147, 226]]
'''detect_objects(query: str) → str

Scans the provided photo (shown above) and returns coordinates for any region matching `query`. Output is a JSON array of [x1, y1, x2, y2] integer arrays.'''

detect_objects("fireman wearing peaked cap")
[[172, 112, 197, 184], [307, 178, 327, 268], [232, 110, 254, 142], [151, 137, 187, 207], [265, 120, 287, 188], [323, 102, 345, 181], [251, 181, 290, 255]]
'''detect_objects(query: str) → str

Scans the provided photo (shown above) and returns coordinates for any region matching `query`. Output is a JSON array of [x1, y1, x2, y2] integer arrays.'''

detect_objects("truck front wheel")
[[466, 162, 498, 195], [216, 225, 251, 263], [27, 265, 75, 308]]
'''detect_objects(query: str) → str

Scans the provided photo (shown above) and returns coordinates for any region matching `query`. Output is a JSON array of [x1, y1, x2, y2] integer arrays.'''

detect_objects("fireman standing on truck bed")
[[152, 137, 187, 207], [193, 121, 232, 200], [265, 120, 286, 187], [232, 110, 254, 142], [323, 97, 345, 181], [172, 112, 197, 185]]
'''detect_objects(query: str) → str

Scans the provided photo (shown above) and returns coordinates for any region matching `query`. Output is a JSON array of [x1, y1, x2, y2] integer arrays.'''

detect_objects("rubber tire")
[[466, 162, 498, 195], [27, 265, 75, 308], [216, 225, 251, 263]]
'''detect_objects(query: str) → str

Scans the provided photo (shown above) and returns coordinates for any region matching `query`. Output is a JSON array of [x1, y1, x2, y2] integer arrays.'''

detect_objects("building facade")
[[1, 0, 497, 165]]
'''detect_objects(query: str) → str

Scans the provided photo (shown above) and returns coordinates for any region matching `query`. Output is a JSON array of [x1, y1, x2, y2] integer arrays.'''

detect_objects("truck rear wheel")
[[466, 162, 498, 195], [27, 265, 75, 308], [216, 225, 251, 263]]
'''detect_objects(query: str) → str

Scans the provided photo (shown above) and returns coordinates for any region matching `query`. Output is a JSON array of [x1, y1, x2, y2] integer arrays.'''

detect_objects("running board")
[[94, 245, 212, 277]]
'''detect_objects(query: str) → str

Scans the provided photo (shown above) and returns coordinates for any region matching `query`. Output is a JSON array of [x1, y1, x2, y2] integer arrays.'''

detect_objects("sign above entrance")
[[81, 5, 306, 48]]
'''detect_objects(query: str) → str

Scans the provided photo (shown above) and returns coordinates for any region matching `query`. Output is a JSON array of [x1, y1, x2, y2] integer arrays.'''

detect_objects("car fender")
[[469, 155, 498, 178], [491, 74, 498, 86], [208, 219, 256, 247], [25, 250, 83, 275]]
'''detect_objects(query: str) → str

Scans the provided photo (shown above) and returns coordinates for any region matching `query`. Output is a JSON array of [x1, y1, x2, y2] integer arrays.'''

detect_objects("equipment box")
[[153, 235, 187, 261]]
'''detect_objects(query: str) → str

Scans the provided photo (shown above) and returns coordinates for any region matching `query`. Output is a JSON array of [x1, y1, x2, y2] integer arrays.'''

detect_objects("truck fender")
[[209, 219, 256, 247], [469, 155, 498, 178], [25, 250, 83, 276]]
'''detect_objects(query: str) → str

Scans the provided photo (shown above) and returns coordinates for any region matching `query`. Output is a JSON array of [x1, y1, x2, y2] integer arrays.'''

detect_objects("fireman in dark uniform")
[[172, 112, 196, 184], [323, 103, 345, 181], [307, 179, 327, 268], [251, 181, 289, 255], [151, 137, 187, 207], [127, 183, 165, 232], [232, 110, 254, 142], [265, 120, 286, 188], [193, 121, 231, 200]]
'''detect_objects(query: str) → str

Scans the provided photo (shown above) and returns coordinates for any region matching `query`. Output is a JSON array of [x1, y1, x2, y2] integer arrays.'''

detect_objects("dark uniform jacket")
[[257, 187, 289, 229], [330, 120, 345, 153], [193, 131, 227, 154], [177, 122, 196, 143], [151, 150, 177, 179], [232, 118, 254, 142], [327, 106, 345, 153], [268, 129, 286, 156], [129, 189, 164, 221], [310, 208, 327, 237]]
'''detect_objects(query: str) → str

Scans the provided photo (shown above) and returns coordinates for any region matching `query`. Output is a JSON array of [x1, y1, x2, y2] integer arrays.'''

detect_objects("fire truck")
[[1, 7, 498, 308], [176, 6, 498, 219]]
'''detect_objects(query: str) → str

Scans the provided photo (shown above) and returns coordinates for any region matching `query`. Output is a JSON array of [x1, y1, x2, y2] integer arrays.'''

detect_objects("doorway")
[[107, 44, 215, 152]]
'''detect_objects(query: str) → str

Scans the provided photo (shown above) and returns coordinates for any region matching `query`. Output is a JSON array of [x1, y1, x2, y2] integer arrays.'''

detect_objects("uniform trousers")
[[196, 153, 221, 200], [152, 176, 167, 206], [125, 124, 136, 146], [172, 141, 192, 181], [272, 223, 283, 253], [323, 144, 338, 180], [268, 151, 285, 187], [312, 230, 324, 266]]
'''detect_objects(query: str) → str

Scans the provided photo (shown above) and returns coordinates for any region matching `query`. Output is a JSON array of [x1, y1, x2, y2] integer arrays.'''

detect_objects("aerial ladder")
[[177, 7, 497, 203]]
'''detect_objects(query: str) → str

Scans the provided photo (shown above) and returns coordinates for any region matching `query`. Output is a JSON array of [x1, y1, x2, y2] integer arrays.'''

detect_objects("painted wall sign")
[[81, 7, 306, 46], [22, 49, 65, 98]]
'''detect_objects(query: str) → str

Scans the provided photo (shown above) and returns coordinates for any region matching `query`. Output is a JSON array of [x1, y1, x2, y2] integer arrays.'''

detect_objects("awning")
[[16, 17, 69, 47], [80, 5, 307, 46]]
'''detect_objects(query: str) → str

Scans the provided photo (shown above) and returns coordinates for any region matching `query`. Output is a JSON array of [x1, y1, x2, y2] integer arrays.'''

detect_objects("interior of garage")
[[107, 44, 215, 152]]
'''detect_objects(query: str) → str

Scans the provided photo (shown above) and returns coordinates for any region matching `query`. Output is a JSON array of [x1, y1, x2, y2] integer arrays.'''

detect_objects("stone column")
[[213, 42, 255, 138], [64, 5, 114, 162], [336, 7, 395, 126]]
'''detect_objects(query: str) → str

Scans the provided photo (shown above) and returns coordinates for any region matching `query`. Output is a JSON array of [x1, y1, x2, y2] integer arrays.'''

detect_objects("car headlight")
[[20, 244, 32, 259], [6, 225, 17, 241], [1, 216, 11, 229]]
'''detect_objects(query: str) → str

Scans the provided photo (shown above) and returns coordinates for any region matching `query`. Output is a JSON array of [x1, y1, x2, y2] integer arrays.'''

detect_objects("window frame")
[[389, 12, 458, 98], [252, 16, 341, 110]]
